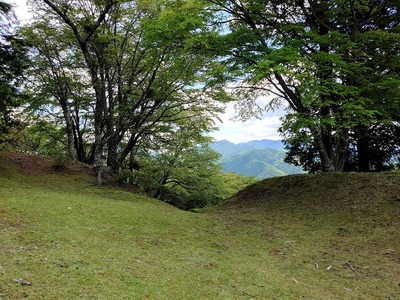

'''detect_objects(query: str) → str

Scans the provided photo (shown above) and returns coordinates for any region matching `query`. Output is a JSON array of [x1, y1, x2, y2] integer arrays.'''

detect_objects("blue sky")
[[12, 0, 284, 144]]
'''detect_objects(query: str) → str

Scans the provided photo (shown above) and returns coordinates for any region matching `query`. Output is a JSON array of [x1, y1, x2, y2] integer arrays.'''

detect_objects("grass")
[[0, 152, 400, 299]]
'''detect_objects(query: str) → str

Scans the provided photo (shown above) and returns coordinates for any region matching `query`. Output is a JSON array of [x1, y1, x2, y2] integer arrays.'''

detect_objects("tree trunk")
[[59, 102, 77, 161], [313, 130, 336, 172], [105, 68, 119, 171], [107, 134, 120, 171], [311, 126, 349, 172], [333, 130, 349, 172], [93, 86, 106, 173], [117, 130, 141, 168], [72, 120, 87, 163], [355, 126, 370, 172]]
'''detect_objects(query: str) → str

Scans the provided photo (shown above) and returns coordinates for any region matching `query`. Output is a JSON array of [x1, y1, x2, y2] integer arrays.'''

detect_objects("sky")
[[210, 101, 285, 143], [10, 0, 32, 23], [10, 0, 285, 144]]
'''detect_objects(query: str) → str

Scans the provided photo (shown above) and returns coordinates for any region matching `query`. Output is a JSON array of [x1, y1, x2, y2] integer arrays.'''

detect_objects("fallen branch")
[[13, 278, 32, 286], [343, 262, 358, 276], [241, 290, 256, 298]]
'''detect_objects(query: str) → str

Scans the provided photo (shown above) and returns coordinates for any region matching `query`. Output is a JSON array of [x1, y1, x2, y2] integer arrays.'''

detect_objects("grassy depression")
[[0, 152, 399, 299]]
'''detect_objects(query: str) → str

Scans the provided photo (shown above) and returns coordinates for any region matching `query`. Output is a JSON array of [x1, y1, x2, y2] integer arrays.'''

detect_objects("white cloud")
[[10, 0, 32, 24], [210, 102, 285, 143]]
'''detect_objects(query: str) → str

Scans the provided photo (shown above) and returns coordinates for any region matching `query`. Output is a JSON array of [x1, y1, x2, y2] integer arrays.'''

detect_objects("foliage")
[[12, 120, 69, 156], [21, 18, 93, 161], [281, 121, 400, 173], [136, 145, 221, 210], [280, 123, 322, 173], [118, 168, 136, 185], [346, 124, 400, 171], [206, 0, 400, 172], [130, 116, 233, 209], [0, 3, 30, 150], [22, 0, 225, 172], [52, 154, 69, 171], [213, 171, 256, 198]]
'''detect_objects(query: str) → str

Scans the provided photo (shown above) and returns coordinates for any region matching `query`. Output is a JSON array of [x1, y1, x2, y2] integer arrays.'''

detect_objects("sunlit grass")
[[1, 153, 399, 299]]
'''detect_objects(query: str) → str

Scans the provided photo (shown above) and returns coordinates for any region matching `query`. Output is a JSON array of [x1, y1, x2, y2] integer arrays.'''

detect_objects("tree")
[[25, 0, 224, 173], [0, 2, 10, 13], [37, 0, 117, 168], [282, 121, 400, 173], [206, 0, 400, 172], [22, 21, 93, 161], [132, 115, 239, 210], [0, 2, 29, 150]]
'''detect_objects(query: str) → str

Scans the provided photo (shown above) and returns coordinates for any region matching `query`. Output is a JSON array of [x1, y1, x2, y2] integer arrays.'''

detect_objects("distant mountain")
[[237, 139, 285, 150], [211, 139, 285, 159], [210, 140, 240, 158], [211, 140, 303, 179]]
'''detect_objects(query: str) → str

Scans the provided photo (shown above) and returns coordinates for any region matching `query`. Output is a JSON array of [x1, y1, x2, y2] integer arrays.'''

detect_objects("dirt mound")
[[0, 152, 139, 191], [5, 152, 54, 176], [2, 152, 92, 177]]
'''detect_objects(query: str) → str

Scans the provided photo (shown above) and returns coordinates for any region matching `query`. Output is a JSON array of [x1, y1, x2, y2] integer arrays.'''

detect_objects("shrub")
[[52, 155, 69, 171]]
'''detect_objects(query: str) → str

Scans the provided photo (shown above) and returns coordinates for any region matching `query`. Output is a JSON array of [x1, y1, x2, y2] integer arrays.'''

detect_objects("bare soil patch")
[[5, 152, 54, 176], [3, 152, 93, 177]]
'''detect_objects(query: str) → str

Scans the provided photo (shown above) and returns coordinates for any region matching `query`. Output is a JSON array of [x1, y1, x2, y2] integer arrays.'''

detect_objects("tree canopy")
[[206, 0, 400, 172], [0, 2, 29, 150], [23, 0, 225, 167]]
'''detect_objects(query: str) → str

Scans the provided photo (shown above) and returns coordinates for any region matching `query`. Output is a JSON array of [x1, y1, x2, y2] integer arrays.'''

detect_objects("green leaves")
[[208, 0, 400, 172], [0, 3, 30, 149]]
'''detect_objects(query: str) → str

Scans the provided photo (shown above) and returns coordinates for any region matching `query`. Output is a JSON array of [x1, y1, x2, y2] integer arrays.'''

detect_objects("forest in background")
[[1, 0, 399, 209]]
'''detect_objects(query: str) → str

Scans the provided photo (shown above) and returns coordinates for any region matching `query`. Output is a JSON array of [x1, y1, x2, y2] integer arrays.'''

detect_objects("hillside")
[[1, 152, 400, 299], [211, 139, 303, 178], [222, 148, 303, 178], [211, 172, 400, 299], [221, 172, 400, 208]]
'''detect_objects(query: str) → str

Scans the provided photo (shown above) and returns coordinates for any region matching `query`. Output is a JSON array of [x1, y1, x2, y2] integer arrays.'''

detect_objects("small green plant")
[[118, 168, 136, 184], [52, 154, 69, 171]]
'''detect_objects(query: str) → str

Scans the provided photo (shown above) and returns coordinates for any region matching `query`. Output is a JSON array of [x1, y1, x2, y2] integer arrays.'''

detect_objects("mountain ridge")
[[211, 139, 303, 179]]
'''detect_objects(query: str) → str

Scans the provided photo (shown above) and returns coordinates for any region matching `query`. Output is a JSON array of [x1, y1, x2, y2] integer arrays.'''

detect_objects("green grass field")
[[1, 152, 399, 299]]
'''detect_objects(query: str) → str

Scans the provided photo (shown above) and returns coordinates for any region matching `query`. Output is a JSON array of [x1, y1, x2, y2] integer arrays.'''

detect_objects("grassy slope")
[[1, 153, 399, 299]]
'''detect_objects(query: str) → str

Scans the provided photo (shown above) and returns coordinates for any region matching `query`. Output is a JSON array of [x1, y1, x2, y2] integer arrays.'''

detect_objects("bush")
[[52, 155, 69, 171], [118, 169, 136, 184]]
